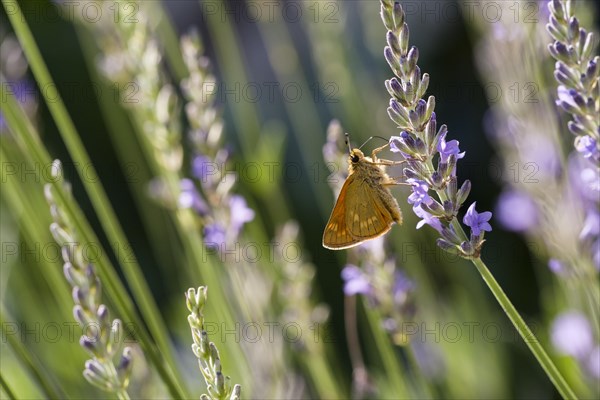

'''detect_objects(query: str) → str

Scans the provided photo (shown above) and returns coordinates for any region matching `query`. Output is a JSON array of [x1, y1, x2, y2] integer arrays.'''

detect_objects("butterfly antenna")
[[358, 136, 388, 150], [344, 132, 352, 153]]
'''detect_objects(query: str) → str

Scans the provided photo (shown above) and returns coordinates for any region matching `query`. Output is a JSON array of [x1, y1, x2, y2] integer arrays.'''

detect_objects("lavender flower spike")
[[547, 0, 600, 162], [380, 1, 491, 259]]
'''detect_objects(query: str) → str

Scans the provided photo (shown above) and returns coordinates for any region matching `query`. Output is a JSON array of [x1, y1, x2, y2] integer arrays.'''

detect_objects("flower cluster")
[[178, 33, 254, 249], [546, 0, 599, 162], [45, 160, 133, 396], [186, 286, 241, 400], [380, 0, 491, 258]]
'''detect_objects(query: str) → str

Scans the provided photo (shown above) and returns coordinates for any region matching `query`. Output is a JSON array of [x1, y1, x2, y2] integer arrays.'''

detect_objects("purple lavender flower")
[[229, 195, 255, 236], [463, 202, 492, 236], [495, 190, 538, 232], [587, 346, 600, 378], [413, 206, 443, 233], [580, 209, 600, 241], [392, 270, 414, 306], [437, 132, 465, 164], [341, 264, 371, 296], [203, 223, 226, 248], [575, 136, 598, 159], [548, 258, 567, 276], [192, 154, 214, 183], [551, 311, 594, 359], [179, 179, 209, 215], [407, 179, 432, 206]]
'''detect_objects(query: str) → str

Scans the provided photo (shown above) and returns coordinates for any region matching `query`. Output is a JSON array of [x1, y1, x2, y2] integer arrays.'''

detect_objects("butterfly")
[[322, 135, 403, 250]]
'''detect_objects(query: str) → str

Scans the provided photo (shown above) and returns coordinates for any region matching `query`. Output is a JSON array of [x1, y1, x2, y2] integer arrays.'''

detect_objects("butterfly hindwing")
[[345, 178, 394, 240]]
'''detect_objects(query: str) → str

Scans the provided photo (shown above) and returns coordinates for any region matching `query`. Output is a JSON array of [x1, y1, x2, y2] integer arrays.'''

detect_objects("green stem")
[[471, 257, 577, 399]]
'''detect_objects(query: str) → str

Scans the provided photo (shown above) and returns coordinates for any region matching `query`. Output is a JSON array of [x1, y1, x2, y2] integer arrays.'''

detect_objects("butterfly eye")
[[351, 154, 359, 163]]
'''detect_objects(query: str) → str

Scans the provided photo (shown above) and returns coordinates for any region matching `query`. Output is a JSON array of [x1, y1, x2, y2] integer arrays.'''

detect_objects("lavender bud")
[[424, 96, 435, 123], [549, 21, 567, 43], [414, 138, 427, 154], [64, 262, 81, 287], [583, 58, 598, 86], [390, 77, 403, 98], [406, 46, 419, 74], [415, 99, 427, 121], [410, 65, 421, 92], [392, 1, 404, 29], [380, 4, 395, 31], [555, 41, 570, 58], [74, 305, 89, 326], [403, 168, 421, 180], [420, 73, 430, 96], [80, 335, 98, 354], [408, 109, 420, 129], [582, 35, 597, 64], [554, 69, 579, 88], [571, 91, 587, 109], [446, 154, 458, 178], [388, 107, 408, 127], [436, 239, 461, 255], [431, 171, 443, 188], [385, 46, 402, 77], [72, 286, 86, 306], [443, 200, 454, 216], [440, 226, 461, 244], [550, 0, 564, 20], [97, 305, 110, 326], [50, 223, 72, 246], [433, 124, 448, 152], [446, 176, 458, 203], [460, 241, 474, 256], [422, 201, 445, 217], [404, 81, 416, 104], [567, 121, 585, 136], [117, 347, 133, 378], [425, 113, 437, 150], [567, 17, 580, 42], [85, 359, 106, 377], [399, 24, 410, 55], [387, 31, 401, 57], [456, 180, 472, 207]]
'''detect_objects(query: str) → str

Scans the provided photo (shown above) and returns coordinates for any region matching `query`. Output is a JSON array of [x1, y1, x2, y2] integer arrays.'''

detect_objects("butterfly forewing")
[[322, 175, 363, 249]]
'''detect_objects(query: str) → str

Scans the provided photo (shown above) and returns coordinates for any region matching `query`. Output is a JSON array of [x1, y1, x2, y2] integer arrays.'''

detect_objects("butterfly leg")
[[371, 142, 390, 160]]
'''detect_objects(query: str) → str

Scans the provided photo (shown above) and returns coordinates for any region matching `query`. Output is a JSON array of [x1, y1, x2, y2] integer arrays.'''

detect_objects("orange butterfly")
[[323, 136, 403, 250]]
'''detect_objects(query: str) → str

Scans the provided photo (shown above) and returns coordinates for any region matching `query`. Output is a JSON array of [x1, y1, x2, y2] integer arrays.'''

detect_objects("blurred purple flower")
[[593, 240, 600, 271], [587, 346, 600, 378], [580, 209, 600, 241], [192, 155, 214, 183], [392, 270, 414, 306], [407, 179, 432, 206], [413, 206, 443, 233], [495, 190, 538, 232], [179, 179, 209, 215], [437, 132, 465, 164], [463, 202, 492, 236], [229, 195, 254, 235], [551, 311, 594, 359], [203, 223, 226, 248], [548, 258, 567, 276], [341, 264, 371, 296]]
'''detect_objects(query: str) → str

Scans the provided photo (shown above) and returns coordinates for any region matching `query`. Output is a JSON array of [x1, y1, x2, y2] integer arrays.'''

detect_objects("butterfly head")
[[349, 148, 364, 164]]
